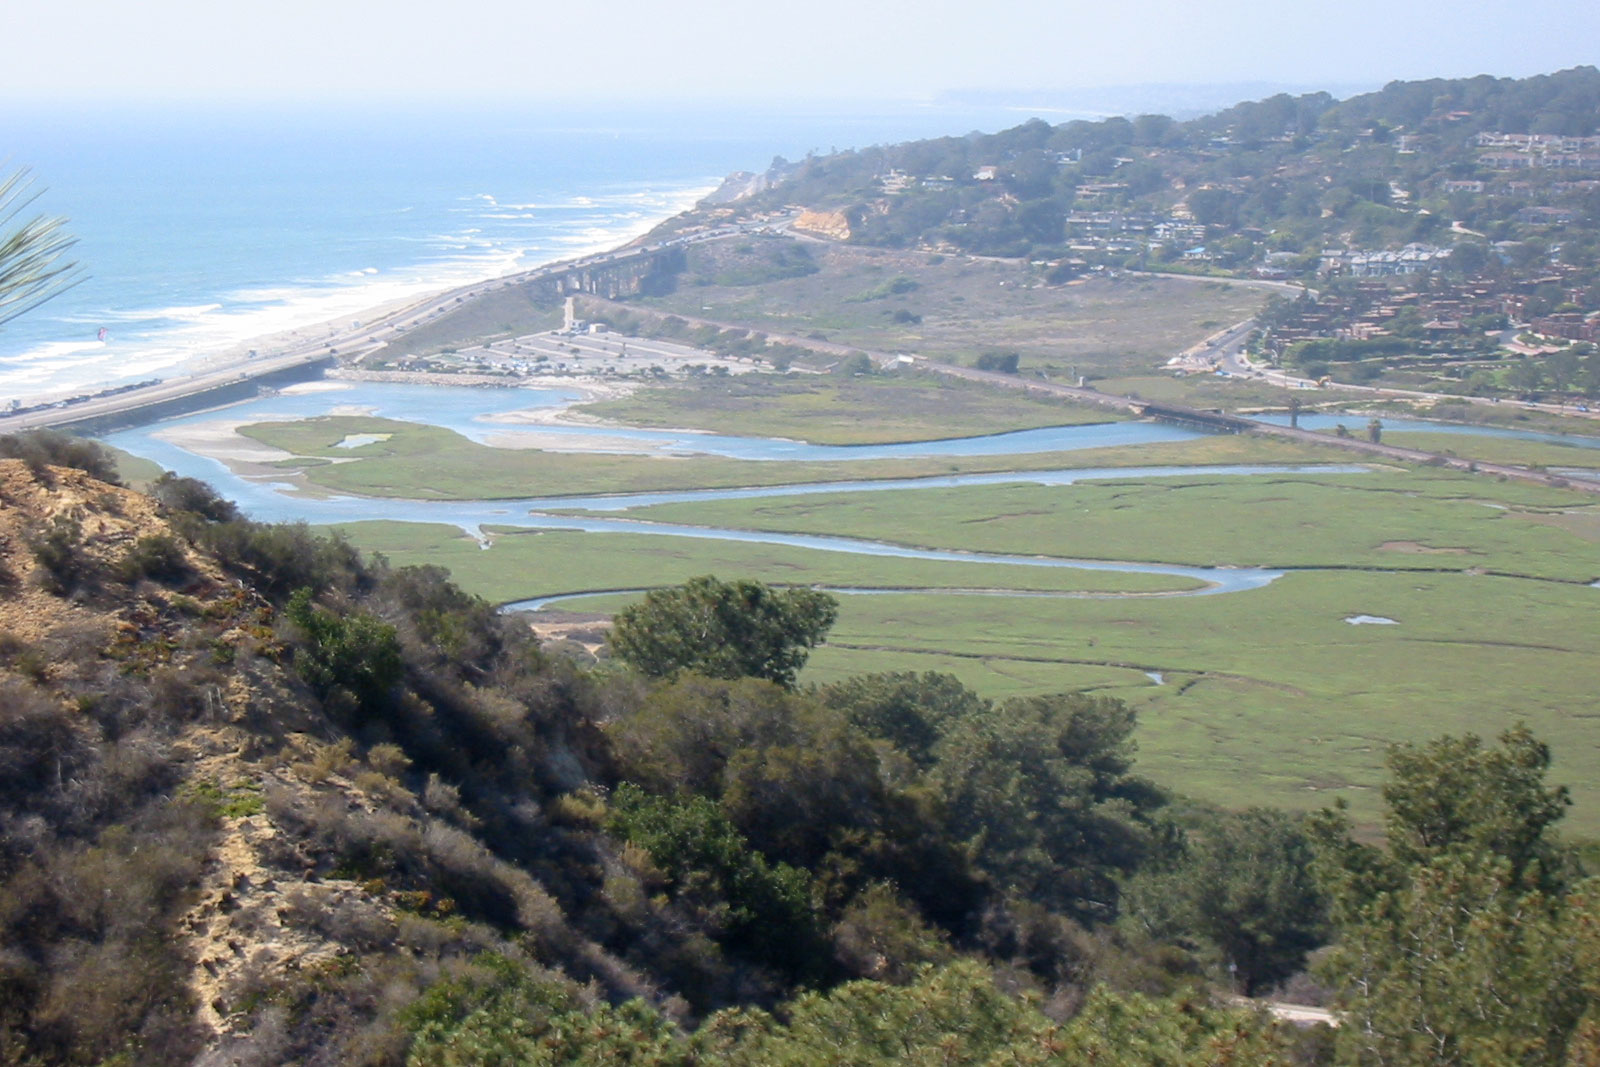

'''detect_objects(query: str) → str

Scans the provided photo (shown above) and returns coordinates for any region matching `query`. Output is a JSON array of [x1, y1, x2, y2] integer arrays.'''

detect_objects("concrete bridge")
[[1132, 402, 1257, 432], [924, 360, 1600, 495]]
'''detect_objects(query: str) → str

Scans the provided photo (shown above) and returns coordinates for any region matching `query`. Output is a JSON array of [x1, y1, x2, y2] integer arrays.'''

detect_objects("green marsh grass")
[[239, 416, 1340, 500]]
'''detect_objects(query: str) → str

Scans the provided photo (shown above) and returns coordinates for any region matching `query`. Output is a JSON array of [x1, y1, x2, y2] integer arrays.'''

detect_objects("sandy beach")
[[1, 225, 639, 429]]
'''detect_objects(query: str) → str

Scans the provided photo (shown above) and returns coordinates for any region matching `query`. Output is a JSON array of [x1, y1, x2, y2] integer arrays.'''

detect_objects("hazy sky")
[[4, 0, 1596, 105]]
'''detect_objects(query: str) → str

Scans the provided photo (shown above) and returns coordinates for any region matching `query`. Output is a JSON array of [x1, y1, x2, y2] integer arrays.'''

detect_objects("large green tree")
[[818, 671, 988, 769], [1378, 727, 1570, 881], [1311, 727, 1592, 1065], [605, 674, 984, 930], [931, 693, 1165, 922], [1126, 808, 1326, 995], [607, 575, 837, 689]]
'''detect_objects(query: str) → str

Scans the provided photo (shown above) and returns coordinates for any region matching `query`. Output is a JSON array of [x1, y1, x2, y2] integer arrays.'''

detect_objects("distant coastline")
[[4, 93, 1335, 407], [0, 226, 697, 434], [0, 184, 712, 411], [0, 109, 756, 406]]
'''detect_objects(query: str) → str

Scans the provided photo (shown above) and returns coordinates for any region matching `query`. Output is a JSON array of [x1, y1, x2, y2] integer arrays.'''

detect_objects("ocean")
[[0, 101, 1066, 405]]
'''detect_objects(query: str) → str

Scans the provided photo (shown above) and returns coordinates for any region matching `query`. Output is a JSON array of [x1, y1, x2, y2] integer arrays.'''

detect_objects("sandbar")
[[152, 417, 295, 466]]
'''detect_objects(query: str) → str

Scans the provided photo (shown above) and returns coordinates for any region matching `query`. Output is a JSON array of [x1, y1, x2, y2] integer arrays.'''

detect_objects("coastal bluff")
[[792, 207, 853, 239]]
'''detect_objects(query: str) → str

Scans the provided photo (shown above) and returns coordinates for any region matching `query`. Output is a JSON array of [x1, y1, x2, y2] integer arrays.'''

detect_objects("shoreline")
[[0, 224, 692, 435], [1, 180, 718, 413]]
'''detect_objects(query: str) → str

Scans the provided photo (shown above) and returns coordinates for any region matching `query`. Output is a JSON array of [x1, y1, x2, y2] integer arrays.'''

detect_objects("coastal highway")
[[0, 214, 785, 434]]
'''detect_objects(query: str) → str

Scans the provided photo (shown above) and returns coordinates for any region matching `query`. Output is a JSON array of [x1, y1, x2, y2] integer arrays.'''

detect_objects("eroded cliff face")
[[699, 158, 802, 206], [701, 170, 767, 205], [792, 208, 853, 240]]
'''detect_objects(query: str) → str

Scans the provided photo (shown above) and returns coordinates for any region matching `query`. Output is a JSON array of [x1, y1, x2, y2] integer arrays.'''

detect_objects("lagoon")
[[100, 380, 1593, 603]]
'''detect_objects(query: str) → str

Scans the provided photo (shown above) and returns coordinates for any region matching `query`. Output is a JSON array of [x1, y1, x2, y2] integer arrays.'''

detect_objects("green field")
[[596, 467, 1600, 581], [1092, 374, 1379, 412], [236, 415, 1340, 500], [574, 371, 1117, 443], [325, 451, 1600, 831], [331, 521, 1203, 601], [1379, 430, 1600, 472], [107, 445, 166, 488]]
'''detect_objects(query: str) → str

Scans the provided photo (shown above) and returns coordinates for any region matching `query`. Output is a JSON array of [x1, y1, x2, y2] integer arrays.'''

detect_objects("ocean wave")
[[1, 344, 175, 394], [63, 303, 226, 325], [426, 232, 497, 248], [457, 196, 653, 215], [0, 173, 710, 403], [228, 285, 315, 303], [1, 339, 107, 364]]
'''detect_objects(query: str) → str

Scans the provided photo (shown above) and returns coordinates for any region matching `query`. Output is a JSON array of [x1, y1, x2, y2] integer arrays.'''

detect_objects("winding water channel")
[[100, 381, 1600, 602]]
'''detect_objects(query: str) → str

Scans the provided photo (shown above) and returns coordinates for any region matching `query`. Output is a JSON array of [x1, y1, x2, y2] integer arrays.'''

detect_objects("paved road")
[[0, 217, 792, 434], [1222, 346, 1600, 425], [1128, 268, 1310, 297]]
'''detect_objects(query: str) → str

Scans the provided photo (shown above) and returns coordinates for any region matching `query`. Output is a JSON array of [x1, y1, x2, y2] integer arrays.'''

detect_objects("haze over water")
[[0, 102, 1096, 404]]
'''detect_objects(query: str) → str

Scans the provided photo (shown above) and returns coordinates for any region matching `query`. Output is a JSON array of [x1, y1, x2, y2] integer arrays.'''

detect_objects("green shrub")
[[0, 429, 122, 484], [606, 783, 825, 980], [150, 472, 238, 523], [26, 514, 89, 594], [974, 350, 1021, 373], [116, 533, 189, 584], [286, 588, 402, 720], [200, 521, 369, 602]]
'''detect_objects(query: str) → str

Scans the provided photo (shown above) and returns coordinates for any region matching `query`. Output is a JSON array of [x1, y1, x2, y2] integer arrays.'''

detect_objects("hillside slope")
[[0, 450, 1163, 1062], [3, 433, 1597, 1064], [0, 454, 683, 1063]]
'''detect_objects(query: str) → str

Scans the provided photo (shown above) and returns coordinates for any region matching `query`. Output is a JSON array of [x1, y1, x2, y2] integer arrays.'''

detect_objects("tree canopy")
[[1311, 726, 1596, 1065], [607, 575, 838, 688]]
